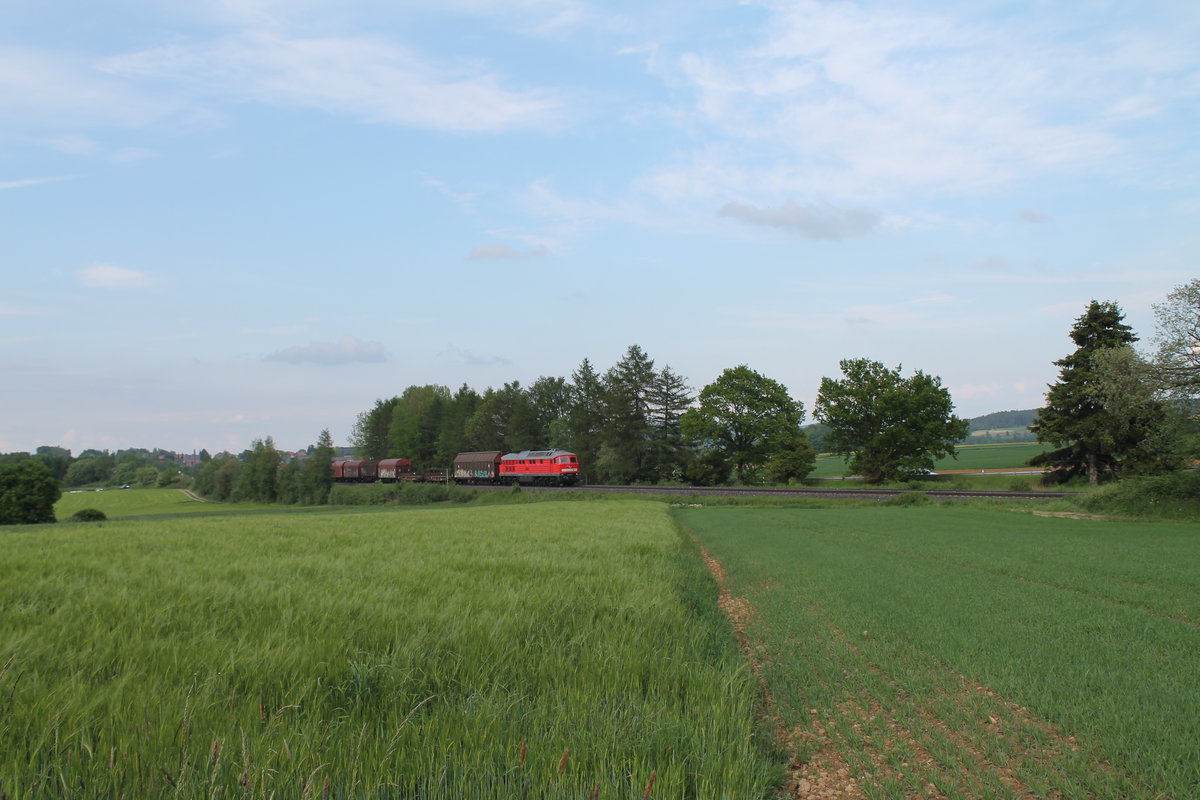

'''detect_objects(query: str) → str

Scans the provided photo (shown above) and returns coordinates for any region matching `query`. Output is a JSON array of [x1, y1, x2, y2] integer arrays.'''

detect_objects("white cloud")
[[202, 0, 588, 35], [264, 335, 387, 365], [421, 175, 477, 211], [718, 200, 880, 240], [441, 344, 512, 367], [641, 2, 1198, 203], [44, 134, 100, 155], [76, 263, 156, 290], [101, 31, 563, 133], [0, 46, 177, 130], [953, 383, 1002, 401], [468, 243, 549, 259], [110, 147, 158, 163], [0, 175, 79, 191], [842, 295, 958, 330], [0, 304, 43, 317]]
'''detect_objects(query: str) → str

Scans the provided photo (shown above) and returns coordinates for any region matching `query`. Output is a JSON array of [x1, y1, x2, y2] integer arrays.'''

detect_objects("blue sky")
[[2, 0, 1198, 455]]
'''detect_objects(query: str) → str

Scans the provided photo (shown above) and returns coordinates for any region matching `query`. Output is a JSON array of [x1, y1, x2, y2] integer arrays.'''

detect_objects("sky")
[[2, 0, 1198, 455]]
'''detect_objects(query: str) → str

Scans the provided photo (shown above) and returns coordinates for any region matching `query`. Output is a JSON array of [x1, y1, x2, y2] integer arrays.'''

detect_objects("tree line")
[[344, 344, 971, 487], [3, 278, 1196, 523], [189, 432, 336, 504], [341, 278, 1200, 489]]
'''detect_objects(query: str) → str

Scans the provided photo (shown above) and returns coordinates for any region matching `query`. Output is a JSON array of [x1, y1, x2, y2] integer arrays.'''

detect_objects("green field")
[[678, 505, 1200, 799], [1, 501, 776, 798], [55, 487, 277, 518], [10, 492, 1198, 798], [811, 441, 1053, 478]]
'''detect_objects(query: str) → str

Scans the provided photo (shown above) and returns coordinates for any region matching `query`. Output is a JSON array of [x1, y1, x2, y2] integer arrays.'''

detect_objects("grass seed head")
[[642, 770, 657, 799]]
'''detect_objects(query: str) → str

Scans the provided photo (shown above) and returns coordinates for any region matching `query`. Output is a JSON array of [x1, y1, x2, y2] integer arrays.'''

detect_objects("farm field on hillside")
[[678, 506, 1200, 799], [0, 502, 776, 799], [810, 442, 1052, 478], [55, 487, 276, 518]]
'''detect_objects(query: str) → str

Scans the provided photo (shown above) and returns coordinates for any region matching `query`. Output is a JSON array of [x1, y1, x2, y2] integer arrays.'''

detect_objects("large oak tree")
[[681, 365, 808, 484], [815, 358, 968, 484]]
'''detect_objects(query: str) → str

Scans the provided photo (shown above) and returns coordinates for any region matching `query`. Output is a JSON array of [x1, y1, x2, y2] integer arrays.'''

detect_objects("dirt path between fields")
[[178, 488, 209, 502]]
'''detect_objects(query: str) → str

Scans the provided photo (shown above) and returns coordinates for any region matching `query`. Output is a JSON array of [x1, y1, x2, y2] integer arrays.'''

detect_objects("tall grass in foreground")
[[0, 502, 778, 798], [680, 506, 1200, 799]]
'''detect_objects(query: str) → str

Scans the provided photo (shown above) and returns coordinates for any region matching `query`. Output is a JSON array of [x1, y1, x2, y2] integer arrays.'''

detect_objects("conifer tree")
[[564, 358, 606, 480], [1030, 300, 1138, 484], [599, 345, 657, 483]]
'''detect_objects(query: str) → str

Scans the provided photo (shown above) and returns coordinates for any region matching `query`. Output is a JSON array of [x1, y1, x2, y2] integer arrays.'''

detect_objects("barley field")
[[0, 501, 778, 799]]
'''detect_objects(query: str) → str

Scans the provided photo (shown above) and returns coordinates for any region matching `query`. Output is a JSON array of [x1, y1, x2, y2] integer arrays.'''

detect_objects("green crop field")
[[678, 505, 1200, 799], [0, 501, 777, 799], [55, 488, 278, 519], [811, 442, 1052, 478]]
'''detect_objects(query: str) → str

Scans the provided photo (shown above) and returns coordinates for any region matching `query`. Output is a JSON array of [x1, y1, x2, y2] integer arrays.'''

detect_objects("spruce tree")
[[1030, 300, 1137, 484], [600, 345, 657, 483], [564, 358, 606, 480]]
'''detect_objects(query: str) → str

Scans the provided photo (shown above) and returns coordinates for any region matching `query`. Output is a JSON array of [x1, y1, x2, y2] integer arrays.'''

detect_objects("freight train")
[[332, 449, 580, 487]]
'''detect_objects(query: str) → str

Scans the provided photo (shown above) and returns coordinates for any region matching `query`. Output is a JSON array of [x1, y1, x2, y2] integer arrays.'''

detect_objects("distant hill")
[[967, 409, 1038, 432], [803, 409, 1040, 451]]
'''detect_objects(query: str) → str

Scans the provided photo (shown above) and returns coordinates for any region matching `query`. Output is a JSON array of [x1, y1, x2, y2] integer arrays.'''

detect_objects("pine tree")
[[1030, 300, 1138, 484]]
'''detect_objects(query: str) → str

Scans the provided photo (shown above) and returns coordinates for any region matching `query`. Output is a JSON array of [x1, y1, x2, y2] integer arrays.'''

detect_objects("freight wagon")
[[336, 449, 580, 486]]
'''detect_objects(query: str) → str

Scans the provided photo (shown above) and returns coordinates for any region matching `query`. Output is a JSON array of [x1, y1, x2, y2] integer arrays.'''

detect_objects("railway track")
[[471, 483, 1076, 501]]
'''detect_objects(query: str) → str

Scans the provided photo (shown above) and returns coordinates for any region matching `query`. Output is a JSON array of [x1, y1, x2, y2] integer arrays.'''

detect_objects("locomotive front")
[[499, 449, 580, 486]]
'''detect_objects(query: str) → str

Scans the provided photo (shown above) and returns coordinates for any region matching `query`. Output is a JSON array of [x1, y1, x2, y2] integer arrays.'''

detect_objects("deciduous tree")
[[815, 358, 968, 484], [0, 459, 61, 525], [464, 382, 538, 451], [233, 437, 281, 502], [388, 385, 450, 470], [1085, 346, 1188, 473], [1152, 278, 1200, 396], [681, 365, 807, 484], [351, 397, 399, 460]]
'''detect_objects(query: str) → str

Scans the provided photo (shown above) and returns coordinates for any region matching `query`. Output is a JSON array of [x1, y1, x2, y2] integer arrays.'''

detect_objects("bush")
[[328, 481, 474, 506], [71, 508, 107, 522], [1076, 471, 1200, 518], [882, 490, 931, 507]]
